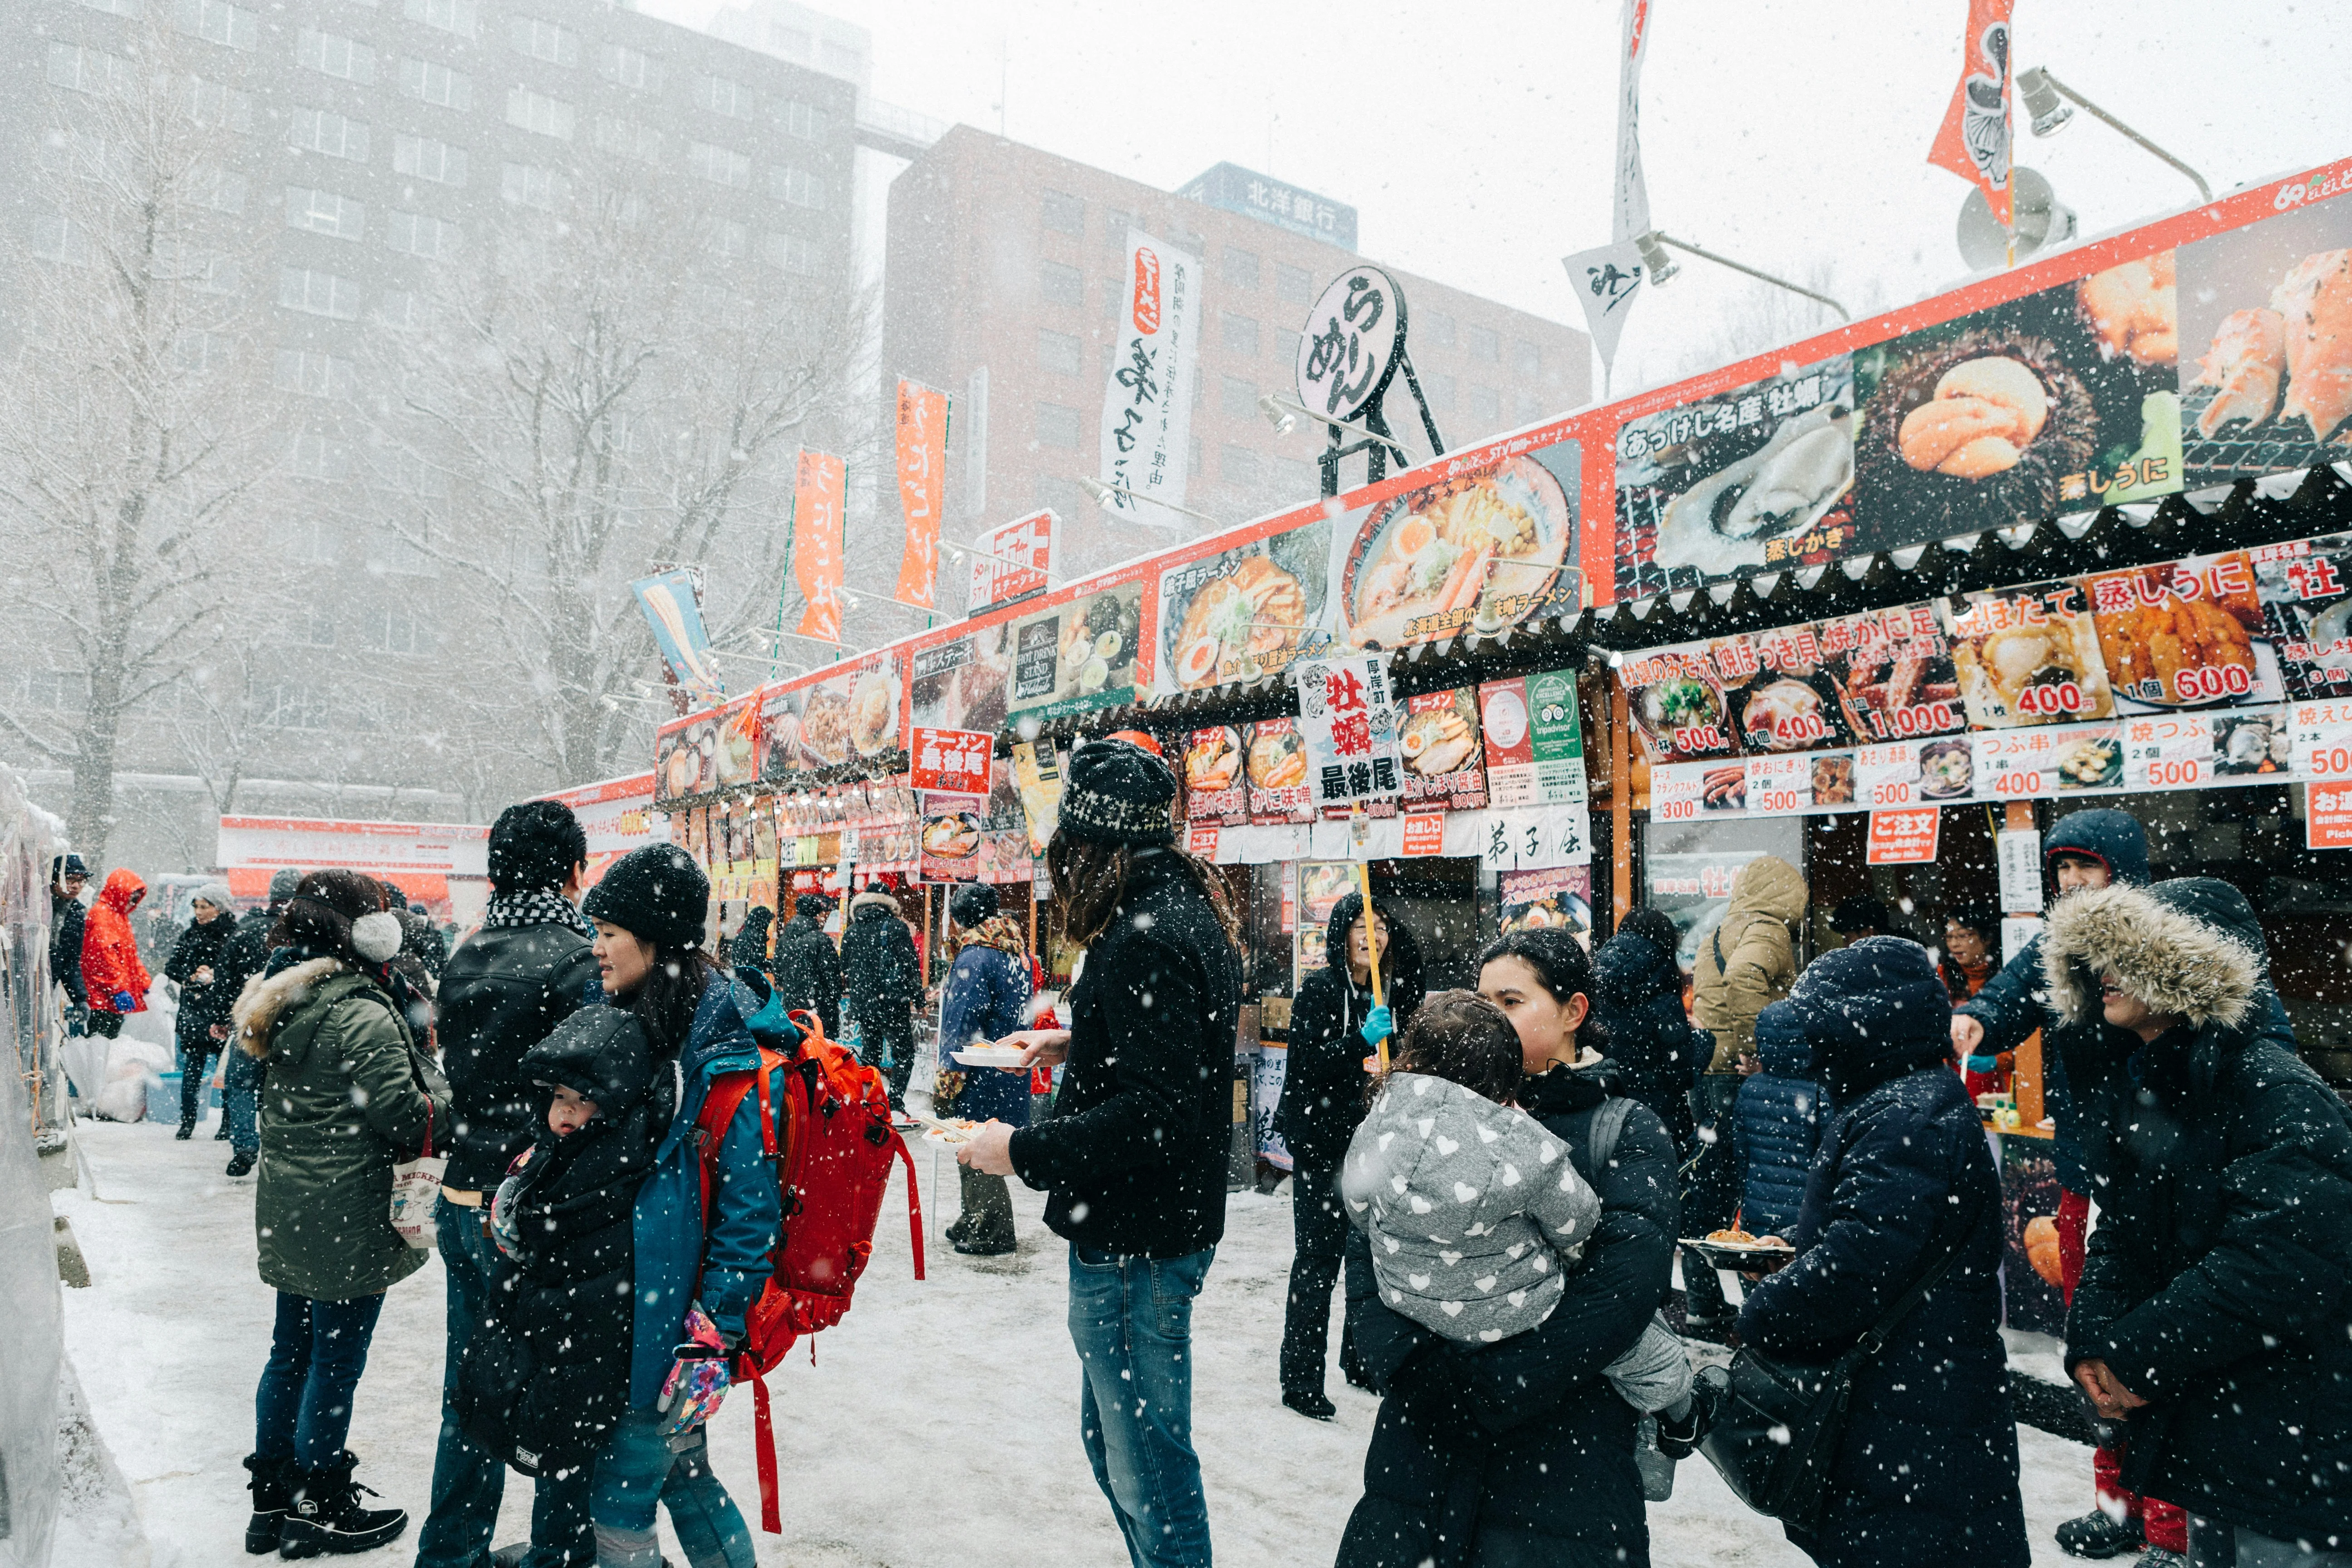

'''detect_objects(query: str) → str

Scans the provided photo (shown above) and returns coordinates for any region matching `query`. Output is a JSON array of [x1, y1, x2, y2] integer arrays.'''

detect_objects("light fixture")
[[1077, 477, 1222, 527], [1639, 231, 1848, 320], [2017, 66, 2074, 137], [2015, 66, 2210, 202], [1255, 392, 1413, 461], [1633, 231, 1680, 285], [1257, 393, 1297, 436]]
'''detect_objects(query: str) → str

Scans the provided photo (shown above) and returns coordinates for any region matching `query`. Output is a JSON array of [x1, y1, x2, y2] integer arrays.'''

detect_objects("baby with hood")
[[1342, 990, 1691, 1413]]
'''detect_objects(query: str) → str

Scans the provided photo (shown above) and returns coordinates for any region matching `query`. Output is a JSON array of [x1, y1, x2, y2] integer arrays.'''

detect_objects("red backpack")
[[693, 1009, 923, 1533]]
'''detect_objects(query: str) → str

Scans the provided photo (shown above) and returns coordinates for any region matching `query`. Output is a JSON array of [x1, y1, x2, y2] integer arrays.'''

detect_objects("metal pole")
[[2038, 70, 2212, 203], [1651, 232, 1852, 321]]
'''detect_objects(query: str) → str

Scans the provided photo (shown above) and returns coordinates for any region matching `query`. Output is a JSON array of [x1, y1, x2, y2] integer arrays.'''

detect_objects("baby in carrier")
[[1341, 990, 1691, 1416]]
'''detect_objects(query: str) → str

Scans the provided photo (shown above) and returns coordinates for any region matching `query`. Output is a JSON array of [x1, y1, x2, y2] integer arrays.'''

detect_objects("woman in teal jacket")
[[581, 844, 795, 1568]]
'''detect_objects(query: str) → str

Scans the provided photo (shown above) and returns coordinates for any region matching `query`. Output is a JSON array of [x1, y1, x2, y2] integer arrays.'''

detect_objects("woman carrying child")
[[1334, 926, 1680, 1568], [574, 843, 799, 1568]]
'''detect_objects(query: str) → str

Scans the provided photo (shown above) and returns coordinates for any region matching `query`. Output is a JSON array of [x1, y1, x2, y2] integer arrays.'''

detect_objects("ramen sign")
[[1297, 265, 1406, 420]]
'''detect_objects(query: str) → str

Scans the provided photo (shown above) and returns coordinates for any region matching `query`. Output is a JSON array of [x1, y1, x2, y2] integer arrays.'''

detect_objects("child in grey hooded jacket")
[[1342, 991, 1692, 1413]]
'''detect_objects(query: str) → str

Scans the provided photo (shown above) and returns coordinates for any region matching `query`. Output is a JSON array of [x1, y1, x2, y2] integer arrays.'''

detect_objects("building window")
[[1221, 444, 1260, 488], [279, 518, 339, 564], [1040, 190, 1084, 235], [375, 605, 429, 654], [1513, 340, 1542, 375], [291, 432, 351, 481], [278, 267, 362, 319], [592, 117, 661, 163], [1469, 385, 1501, 424], [500, 162, 568, 209], [597, 43, 662, 92], [510, 16, 578, 67], [297, 610, 337, 647], [1104, 208, 1131, 249], [1275, 262, 1313, 305], [1039, 259, 1083, 308], [48, 44, 132, 97], [393, 135, 467, 186], [1276, 327, 1302, 367], [74, 0, 140, 16], [155, 239, 238, 292], [1037, 329, 1081, 377], [263, 682, 332, 730], [173, 0, 257, 50], [1223, 247, 1260, 290], [505, 89, 574, 141], [1035, 401, 1082, 450], [770, 166, 824, 210], [1220, 375, 1256, 417], [710, 220, 749, 258], [1424, 311, 1457, 348], [1468, 324, 1500, 363], [192, 164, 248, 214], [397, 57, 471, 110], [273, 346, 356, 397], [376, 291, 425, 330], [1424, 371, 1456, 411], [689, 142, 751, 189], [285, 186, 365, 240], [1222, 312, 1259, 357], [385, 211, 461, 261], [187, 75, 255, 130], [173, 330, 229, 374], [289, 108, 371, 162], [367, 530, 434, 577], [31, 212, 94, 267], [782, 100, 825, 141], [297, 28, 376, 83], [764, 232, 819, 276], [698, 74, 753, 118], [403, 0, 477, 39]]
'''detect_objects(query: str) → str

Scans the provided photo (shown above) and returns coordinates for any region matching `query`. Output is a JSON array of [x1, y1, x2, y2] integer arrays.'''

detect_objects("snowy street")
[[61, 1113, 2098, 1568]]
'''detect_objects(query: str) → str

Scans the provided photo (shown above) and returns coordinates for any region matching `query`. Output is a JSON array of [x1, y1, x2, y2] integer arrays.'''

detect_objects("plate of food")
[[1919, 738, 1975, 798], [919, 1117, 981, 1148], [1812, 753, 1857, 805], [849, 671, 900, 755], [1341, 456, 1572, 647], [1632, 666, 1732, 760], [1682, 1229, 1799, 1274], [1246, 725, 1307, 792], [2086, 560, 2268, 709], [1400, 692, 1480, 777], [1701, 763, 1748, 812], [2057, 731, 2122, 790], [1166, 553, 1313, 690], [1733, 675, 1843, 752], [800, 690, 853, 767], [1183, 727, 1243, 794], [1948, 589, 2115, 728], [1824, 626, 1964, 743], [659, 725, 710, 800], [952, 1044, 1032, 1069], [921, 812, 981, 862]]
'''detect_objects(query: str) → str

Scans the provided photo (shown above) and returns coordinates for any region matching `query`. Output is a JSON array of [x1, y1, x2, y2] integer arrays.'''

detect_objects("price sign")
[[1651, 763, 1706, 823], [1997, 828, 2043, 914], [1867, 807, 1943, 864], [2310, 782, 2352, 850], [1186, 823, 1220, 858], [1854, 743, 1923, 808], [2123, 715, 2214, 791], [2294, 700, 2352, 780], [1974, 730, 2059, 800], [1746, 755, 1813, 817]]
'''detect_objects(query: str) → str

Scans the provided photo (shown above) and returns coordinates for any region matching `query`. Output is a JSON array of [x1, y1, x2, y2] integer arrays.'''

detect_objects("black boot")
[[226, 1150, 256, 1178], [1282, 1389, 1336, 1421], [243, 1453, 292, 1555], [216, 1122, 231, 1140], [176, 1118, 196, 1140], [2056, 1509, 2146, 1560], [276, 1451, 406, 1558]]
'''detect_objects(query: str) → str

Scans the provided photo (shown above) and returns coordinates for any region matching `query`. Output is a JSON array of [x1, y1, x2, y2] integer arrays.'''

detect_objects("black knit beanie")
[[949, 882, 999, 928], [582, 843, 709, 950], [1058, 738, 1177, 846]]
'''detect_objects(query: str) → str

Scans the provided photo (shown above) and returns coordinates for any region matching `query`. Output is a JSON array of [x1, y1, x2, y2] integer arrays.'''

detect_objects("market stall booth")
[[214, 814, 492, 925]]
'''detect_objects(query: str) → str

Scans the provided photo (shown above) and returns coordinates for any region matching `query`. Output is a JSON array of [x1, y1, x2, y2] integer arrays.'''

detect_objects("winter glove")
[[110, 990, 137, 1012], [1358, 1004, 1394, 1048], [1964, 1055, 1999, 1075], [658, 1306, 734, 1444]]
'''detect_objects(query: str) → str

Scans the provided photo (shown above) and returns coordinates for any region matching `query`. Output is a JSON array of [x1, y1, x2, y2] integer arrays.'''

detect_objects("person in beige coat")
[[1682, 853, 1807, 1331]]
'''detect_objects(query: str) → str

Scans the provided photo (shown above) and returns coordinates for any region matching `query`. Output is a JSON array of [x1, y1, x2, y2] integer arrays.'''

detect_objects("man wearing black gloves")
[[415, 800, 601, 1568], [957, 739, 1243, 1568]]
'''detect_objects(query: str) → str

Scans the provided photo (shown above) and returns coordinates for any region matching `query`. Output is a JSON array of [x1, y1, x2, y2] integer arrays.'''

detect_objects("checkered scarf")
[[481, 890, 594, 939]]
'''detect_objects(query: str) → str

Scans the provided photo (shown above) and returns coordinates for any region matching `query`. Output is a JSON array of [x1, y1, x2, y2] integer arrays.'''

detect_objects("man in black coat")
[[1590, 906, 1709, 1161], [840, 884, 922, 1108], [212, 868, 297, 1172], [1274, 891, 1424, 1420], [49, 854, 89, 1034], [163, 881, 238, 1137], [2046, 878, 2352, 1562], [415, 800, 600, 1568], [770, 892, 843, 1039]]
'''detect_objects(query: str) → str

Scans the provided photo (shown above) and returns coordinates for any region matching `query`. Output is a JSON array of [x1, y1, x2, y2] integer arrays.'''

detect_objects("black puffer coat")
[[771, 907, 842, 1039], [164, 913, 237, 1039], [1737, 937, 2027, 1568], [435, 919, 600, 1192], [1590, 923, 1708, 1159], [2047, 878, 2352, 1546], [49, 887, 88, 1010], [1276, 893, 1424, 1173], [840, 891, 921, 1034], [457, 1006, 661, 1476], [1336, 1061, 1676, 1568]]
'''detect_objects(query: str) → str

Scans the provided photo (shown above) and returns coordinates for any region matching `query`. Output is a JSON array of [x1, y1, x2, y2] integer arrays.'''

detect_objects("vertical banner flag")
[[631, 567, 725, 709], [1928, 0, 2014, 227], [894, 380, 947, 610], [792, 449, 846, 642], [1100, 230, 1201, 524], [1612, 0, 1655, 243]]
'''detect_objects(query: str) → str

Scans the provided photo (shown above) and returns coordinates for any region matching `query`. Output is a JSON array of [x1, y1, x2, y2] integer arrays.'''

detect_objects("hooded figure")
[[1736, 937, 2028, 1568], [840, 887, 922, 1105], [728, 904, 776, 977], [2044, 878, 2352, 1551], [772, 894, 842, 1039], [1731, 1000, 1825, 1239], [81, 867, 153, 1033], [1690, 855, 1807, 1068], [1278, 892, 1428, 1171], [1589, 907, 1709, 1159], [50, 854, 90, 1023]]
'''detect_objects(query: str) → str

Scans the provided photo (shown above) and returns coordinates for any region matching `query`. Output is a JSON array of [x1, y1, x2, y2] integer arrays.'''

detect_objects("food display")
[[715, 701, 760, 787], [2056, 731, 2123, 790], [1341, 456, 1573, 646], [849, 672, 900, 756], [1183, 726, 1248, 827], [910, 629, 1012, 735], [657, 719, 716, 803], [1701, 764, 1747, 812], [1820, 610, 1966, 743], [1732, 676, 1840, 753], [2087, 555, 2269, 709], [1245, 719, 1311, 824], [1170, 557, 1310, 689], [1944, 582, 2115, 729], [1624, 649, 1735, 762], [2076, 253, 2178, 370], [2215, 711, 2293, 774], [2181, 242, 2352, 455], [920, 812, 981, 861], [799, 690, 852, 767], [1009, 584, 1145, 720], [1811, 754, 1856, 804], [1918, 738, 1975, 798], [1397, 689, 1487, 809]]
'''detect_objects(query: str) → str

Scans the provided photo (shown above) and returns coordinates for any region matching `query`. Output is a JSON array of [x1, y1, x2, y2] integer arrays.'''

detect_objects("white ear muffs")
[[351, 911, 404, 964]]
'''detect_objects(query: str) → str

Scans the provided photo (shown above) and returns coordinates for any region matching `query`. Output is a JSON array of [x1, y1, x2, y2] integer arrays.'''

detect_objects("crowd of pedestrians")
[[44, 758, 2352, 1567]]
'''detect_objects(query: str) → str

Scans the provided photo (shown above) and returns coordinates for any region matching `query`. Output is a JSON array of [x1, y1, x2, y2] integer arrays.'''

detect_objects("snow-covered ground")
[[58, 1113, 2096, 1568]]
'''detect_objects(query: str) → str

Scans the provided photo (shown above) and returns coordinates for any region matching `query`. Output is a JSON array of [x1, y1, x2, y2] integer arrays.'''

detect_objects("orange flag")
[[792, 449, 845, 642], [1927, 0, 2014, 227], [893, 380, 948, 610]]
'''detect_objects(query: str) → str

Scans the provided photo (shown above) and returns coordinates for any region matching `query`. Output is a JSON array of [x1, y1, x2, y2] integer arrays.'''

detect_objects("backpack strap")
[[1586, 1095, 1636, 1173]]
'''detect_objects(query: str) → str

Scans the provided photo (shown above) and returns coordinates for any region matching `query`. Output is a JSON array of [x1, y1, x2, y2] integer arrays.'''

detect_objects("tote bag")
[[388, 1100, 446, 1249]]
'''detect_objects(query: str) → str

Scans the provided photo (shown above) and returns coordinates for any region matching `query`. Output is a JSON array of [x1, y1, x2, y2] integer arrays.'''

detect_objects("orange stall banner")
[[894, 380, 947, 609], [1927, 0, 2013, 227], [793, 449, 846, 642], [1867, 807, 1943, 865], [2309, 782, 2352, 852]]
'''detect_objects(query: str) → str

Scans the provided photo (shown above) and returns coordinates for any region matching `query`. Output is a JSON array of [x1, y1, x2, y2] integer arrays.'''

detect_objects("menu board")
[[1181, 726, 1248, 827], [1004, 577, 1148, 725], [1398, 689, 1487, 810], [1245, 718, 1312, 824], [759, 651, 904, 784]]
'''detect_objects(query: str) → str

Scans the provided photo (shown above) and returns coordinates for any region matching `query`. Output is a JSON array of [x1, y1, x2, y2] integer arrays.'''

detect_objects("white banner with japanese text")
[[1100, 230, 1200, 525], [1292, 652, 1405, 809]]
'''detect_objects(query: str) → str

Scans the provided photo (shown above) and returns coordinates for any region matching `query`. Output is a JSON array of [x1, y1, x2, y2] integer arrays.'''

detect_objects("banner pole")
[[1352, 860, 1387, 1071]]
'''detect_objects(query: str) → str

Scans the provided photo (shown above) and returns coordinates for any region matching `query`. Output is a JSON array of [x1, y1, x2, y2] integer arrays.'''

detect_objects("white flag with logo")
[[1100, 230, 1201, 525], [1613, 0, 1657, 242], [1561, 240, 1647, 372]]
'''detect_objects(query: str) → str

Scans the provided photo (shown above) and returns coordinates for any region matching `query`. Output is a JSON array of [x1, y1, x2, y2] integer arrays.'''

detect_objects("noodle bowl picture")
[[1341, 456, 1571, 647]]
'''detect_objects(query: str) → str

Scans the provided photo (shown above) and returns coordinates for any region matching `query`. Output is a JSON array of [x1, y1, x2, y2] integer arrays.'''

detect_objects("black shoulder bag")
[[1696, 1203, 1982, 1532]]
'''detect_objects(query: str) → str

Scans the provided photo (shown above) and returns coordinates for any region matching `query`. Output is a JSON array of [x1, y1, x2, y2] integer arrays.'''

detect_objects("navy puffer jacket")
[[1591, 923, 1707, 1159], [1738, 937, 2028, 1568], [1733, 1001, 1824, 1238]]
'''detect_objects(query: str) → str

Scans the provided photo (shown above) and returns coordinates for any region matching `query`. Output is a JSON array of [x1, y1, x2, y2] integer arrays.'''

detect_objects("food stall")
[[647, 154, 2352, 1241]]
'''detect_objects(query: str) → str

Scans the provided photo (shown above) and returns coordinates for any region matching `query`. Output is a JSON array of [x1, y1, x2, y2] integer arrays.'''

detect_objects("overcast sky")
[[637, 0, 2349, 398]]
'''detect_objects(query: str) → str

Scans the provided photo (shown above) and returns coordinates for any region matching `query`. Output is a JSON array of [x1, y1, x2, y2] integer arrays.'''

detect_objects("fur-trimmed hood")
[[850, 889, 901, 918], [2041, 878, 2262, 1031], [231, 955, 347, 1058]]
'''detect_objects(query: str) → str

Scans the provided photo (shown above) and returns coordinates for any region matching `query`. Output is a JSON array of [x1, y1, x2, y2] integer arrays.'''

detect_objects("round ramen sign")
[[1295, 265, 1407, 421]]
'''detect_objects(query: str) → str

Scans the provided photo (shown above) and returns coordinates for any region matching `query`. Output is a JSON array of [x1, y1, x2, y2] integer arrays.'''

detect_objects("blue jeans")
[[255, 1291, 385, 1471], [415, 1201, 592, 1568], [222, 1044, 261, 1152], [1067, 1243, 1216, 1568], [588, 1406, 754, 1568]]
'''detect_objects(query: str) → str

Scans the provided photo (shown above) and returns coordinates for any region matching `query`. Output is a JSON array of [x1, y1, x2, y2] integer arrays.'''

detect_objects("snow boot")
[[216, 1122, 231, 1140], [276, 1451, 406, 1558], [176, 1118, 195, 1140], [2132, 1551, 2187, 1568], [2056, 1509, 2146, 1560], [1282, 1389, 1336, 1421], [226, 1150, 257, 1177], [243, 1453, 292, 1555]]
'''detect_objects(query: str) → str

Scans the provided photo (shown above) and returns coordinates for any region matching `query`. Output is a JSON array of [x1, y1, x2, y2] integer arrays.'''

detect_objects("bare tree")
[[0, 19, 285, 864], [370, 160, 875, 794]]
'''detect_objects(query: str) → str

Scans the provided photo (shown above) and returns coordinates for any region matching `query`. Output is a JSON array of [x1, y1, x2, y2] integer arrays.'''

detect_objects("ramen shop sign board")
[[1292, 653, 1403, 806], [911, 727, 992, 795]]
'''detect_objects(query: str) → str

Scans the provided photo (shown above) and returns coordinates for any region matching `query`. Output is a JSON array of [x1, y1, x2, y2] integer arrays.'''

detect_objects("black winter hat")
[[582, 843, 708, 950], [524, 1006, 655, 1115], [948, 883, 999, 928], [52, 853, 88, 882], [1057, 738, 1177, 846], [794, 893, 833, 920], [1785, 934, 1951, 1094]]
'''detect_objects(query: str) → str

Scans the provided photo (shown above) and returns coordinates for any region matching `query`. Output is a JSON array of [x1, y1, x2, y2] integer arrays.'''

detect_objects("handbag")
[[1696, 1206, 1980, 1531], [388, 1099, 447, 1250]]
